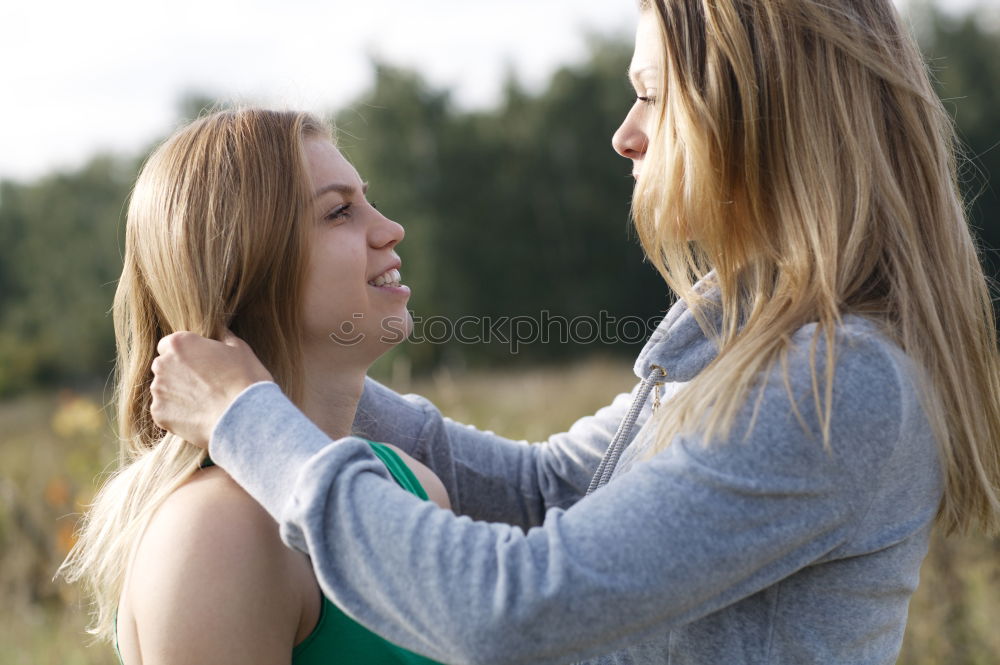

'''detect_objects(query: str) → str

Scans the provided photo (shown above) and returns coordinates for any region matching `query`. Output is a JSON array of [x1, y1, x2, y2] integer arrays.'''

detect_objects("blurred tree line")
[[0, 6, 997, 397]]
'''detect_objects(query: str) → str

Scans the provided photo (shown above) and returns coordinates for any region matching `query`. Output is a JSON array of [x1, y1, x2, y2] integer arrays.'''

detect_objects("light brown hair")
[[59, 108, 329, 640], [634, 0, 1000, 535]]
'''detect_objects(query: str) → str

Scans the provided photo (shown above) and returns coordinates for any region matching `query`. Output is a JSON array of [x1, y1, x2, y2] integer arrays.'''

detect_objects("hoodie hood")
[[633, 275, 723, 382]]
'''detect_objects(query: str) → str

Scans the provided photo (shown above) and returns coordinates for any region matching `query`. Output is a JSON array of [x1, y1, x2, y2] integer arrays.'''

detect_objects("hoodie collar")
[[633, 275, 723, 382]]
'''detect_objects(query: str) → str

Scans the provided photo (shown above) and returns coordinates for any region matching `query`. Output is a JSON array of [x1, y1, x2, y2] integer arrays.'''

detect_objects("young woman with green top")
[[58, 109, 449, 665], [143, 1, 1000, 664]]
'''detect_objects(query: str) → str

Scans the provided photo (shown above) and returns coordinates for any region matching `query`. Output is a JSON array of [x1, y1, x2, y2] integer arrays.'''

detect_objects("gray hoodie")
[[210, 292, 943, 664]]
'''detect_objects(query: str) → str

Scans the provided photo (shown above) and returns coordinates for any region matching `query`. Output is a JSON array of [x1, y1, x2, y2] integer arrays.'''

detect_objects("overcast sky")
[[0, 0, 993, 182]]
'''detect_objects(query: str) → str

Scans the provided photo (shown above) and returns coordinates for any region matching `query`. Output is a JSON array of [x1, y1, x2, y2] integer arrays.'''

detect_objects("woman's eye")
[[325, 203, 351, 221], [637, 95, 658, 105]]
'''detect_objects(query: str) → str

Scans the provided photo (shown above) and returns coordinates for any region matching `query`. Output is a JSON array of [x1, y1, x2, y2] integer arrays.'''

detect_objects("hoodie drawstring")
[[585, 365, 666, 496]]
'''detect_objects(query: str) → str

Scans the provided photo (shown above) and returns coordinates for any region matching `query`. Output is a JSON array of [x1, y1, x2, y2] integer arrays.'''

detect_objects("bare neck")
[[298, 362, 366, 441]]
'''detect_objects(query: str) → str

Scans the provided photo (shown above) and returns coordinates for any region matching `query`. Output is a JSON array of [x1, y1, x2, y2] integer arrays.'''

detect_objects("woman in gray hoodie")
[[148, 1, 1000, 663]]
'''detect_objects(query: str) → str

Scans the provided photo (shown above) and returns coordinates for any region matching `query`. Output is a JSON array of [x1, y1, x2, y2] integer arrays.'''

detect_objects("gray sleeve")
[[209, 334, 910, 665], [349, 376, 646, 527]]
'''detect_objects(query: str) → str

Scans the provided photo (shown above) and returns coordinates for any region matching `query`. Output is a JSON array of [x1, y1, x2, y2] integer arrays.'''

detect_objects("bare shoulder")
[[130, 467, 289, 582], [383, 443, 452, 511], [124, 467, 311, 664]]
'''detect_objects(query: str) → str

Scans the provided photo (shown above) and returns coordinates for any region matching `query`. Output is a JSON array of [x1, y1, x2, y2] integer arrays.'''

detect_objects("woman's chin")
[[355, 313, 413, 354], [378, 309, 413, 346]]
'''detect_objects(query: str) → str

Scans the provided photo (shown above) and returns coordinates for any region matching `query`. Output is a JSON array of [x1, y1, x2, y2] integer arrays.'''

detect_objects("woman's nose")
[[371, 211, 404, 249], [612, 106, 649, 160]]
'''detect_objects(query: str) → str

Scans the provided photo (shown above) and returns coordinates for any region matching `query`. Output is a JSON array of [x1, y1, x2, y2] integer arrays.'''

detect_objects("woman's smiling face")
[[300, 138, 412, 362]]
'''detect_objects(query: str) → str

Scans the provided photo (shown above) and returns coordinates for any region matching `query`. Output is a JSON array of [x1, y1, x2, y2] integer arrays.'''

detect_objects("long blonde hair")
[[634, 0, 1000, 535], [58, 108, 329, 641]]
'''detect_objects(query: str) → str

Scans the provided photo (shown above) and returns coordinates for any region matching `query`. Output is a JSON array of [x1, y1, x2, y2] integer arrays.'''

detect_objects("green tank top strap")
[[366, 440, 428, 500]]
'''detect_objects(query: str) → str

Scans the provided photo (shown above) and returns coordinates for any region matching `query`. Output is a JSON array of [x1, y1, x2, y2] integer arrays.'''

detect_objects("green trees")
[[918, 6, 1000, 281], [0, 156, 136, 394], [1, 8, 998, 396]]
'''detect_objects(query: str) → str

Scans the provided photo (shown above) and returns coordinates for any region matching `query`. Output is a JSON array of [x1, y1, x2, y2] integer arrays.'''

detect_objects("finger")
[[156, 334, 173, 356], [156, 331, 190, 355], [149, 394, 161, 427], [221, 328, 247, 349]]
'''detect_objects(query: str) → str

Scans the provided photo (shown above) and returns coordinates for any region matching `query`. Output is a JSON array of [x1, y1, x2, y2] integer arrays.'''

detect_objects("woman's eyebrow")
[[313, 181, 369, 200], [628, 66, 658, 88]]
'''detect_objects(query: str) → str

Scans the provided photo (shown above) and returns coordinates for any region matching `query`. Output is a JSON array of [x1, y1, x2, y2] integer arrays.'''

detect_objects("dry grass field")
[[1, 357, 997, 664]]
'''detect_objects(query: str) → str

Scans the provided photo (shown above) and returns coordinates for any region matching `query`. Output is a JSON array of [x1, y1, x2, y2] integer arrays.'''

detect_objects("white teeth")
[[369, 268, 401, 287]]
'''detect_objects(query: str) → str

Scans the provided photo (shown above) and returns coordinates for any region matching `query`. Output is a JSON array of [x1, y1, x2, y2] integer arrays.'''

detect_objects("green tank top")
[[115, 440, 443, 665], [290, 441, 442, 665]]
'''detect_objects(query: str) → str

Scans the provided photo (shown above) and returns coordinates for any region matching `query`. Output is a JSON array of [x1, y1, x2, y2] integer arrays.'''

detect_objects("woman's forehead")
[[304, 139, 364, 194], [630, 11, 662, 88]]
